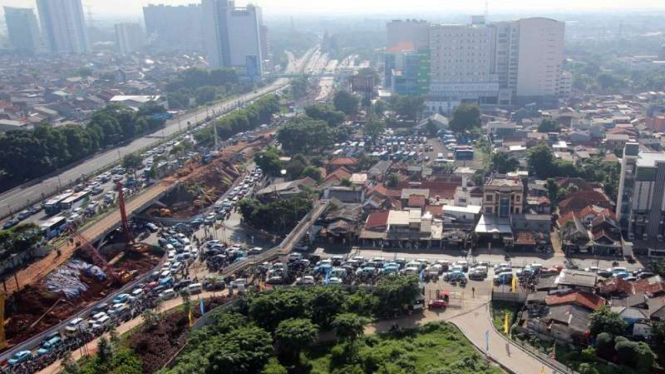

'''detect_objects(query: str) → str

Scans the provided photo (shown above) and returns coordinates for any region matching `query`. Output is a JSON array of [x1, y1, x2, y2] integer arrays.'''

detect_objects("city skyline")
[[2, 0, 665, 17]]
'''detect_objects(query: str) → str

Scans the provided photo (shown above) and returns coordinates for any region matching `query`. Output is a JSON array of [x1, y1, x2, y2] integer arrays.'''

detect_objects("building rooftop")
[[636, 151, 665, 168], [387, 210, 410, 226], [555, 269, 597, 288]]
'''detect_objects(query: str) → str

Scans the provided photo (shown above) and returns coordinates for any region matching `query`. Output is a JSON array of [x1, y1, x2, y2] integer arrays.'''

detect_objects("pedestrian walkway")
[[449, 302, 556, 374]]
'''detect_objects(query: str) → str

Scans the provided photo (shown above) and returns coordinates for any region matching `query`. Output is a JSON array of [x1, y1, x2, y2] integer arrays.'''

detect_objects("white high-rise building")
[[428, 21, 499, 111], [202, 0, 265, 78], [4, 7, 42, 54], [392, 16, 565, 112], [36, 0, 88, 54], [114, 23, 145, 55], [514, 18, 565, 101], [143, 4, 203, 52]]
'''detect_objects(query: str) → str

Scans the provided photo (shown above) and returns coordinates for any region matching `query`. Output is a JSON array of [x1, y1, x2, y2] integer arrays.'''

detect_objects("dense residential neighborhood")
[[1, 1, 665, 374]]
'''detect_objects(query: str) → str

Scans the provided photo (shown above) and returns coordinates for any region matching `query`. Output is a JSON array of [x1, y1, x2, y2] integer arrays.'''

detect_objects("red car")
[[428, 299, 448, 309]]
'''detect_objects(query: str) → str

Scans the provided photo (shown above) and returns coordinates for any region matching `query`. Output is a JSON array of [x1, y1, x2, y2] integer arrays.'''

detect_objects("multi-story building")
[[4, 7, 42, 54], [428, 18, 499, 113], [482, 176, 524, 218], [114, 23, 145, 55], [384, 43, 429, 95], [202, 0, 265, 78], [387, 20, 430, 51], [142, 4, 203, 52], [616, 142, 665, 241], [36, 0, 88, 54], [387, 16, 565, 111]]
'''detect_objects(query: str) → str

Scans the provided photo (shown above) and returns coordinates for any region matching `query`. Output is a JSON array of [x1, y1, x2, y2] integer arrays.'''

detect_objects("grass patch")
[[307, 322, 504, 374], [490, 301, 520, 335]]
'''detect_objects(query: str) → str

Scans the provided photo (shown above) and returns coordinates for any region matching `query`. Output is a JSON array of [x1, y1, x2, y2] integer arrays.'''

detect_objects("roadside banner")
[[199, 295, 205, 315], [504, 312, 510, 334]]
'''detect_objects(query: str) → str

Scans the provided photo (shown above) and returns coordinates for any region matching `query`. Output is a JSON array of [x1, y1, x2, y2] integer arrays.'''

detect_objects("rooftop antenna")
[[484, 0, 489, 22]]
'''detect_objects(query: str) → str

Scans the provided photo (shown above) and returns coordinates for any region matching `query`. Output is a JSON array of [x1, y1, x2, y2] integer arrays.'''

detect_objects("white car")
[[296, 276, 315, 285], [159, 289, 176, 300]]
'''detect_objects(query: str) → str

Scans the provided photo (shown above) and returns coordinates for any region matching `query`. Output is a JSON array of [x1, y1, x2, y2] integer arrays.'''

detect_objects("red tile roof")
[[328, 157, 357, 166], [366, 184, 388, 198], [559, 191, 610, 215], [546, 291, 606, 311], [424, 205, 443, 217], [598, 277, 634, 296], [633, 276, 665, 295], [407, 195, 426, 208], [365, 211, 390, 230]]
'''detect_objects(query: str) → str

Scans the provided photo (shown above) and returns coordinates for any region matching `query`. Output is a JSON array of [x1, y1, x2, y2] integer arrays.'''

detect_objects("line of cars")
[[204, 167, 262, 226]]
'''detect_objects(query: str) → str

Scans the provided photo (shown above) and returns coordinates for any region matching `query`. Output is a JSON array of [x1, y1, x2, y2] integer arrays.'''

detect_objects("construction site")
[[0, 135, 275, 350]]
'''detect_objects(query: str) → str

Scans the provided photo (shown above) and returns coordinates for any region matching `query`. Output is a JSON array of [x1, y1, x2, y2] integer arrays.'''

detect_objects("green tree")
[[285, 154, 308, 180], [261, 358, 288, 374], [373, 276, 421, 317], [491, 152, 519, 174], [255, 147, 283, 177], [305, 104, 346, 126], [538, 119, 561, 133], [449, 103, 481, 133], [596, 332, 614, 359], [96, 336, 114, 364], [274, 318, 319, 364], [527, 142, 555, 178], [311, 286, 348, 328], [277, 118, 332, 154], [61, 351, 80, 374], [301, 166, 322, 182], [196, 86, 217, 105], [122, 153, 142, 171], [578, 363, 599, 374], [589, 306, 627, 337], [545, 178, 560, 204], [291, 76, 309, 99], [386, 173, 399, 188], [393, 96, 425, 121], [333, 91, 360, 115], [340, 178, 352, 187], [364, 119, 386, 141], [374, 100, 388, 117], [332, 313, 369, 342], [167, 326, 273, 374]]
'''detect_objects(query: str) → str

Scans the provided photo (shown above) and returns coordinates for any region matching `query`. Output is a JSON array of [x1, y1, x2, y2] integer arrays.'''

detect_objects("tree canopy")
[[332, 313, 368, 342], [238, 192, 313, 235], [538, 119, 561, 133], [490, 152, 519, 174], [305, 104, 346, 126], [254, 147, 283, 177], [333, 91, 360, 115], [277, 118, 332, 154], [0, 104, 166, 186], [589, 306, 627, 337], [449, 103, 481, 133], [274, 318, 318, 363]]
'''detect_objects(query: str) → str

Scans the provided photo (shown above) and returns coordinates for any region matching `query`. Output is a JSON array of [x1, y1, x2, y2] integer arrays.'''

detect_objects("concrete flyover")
[[5, 180, 179, 294], [220, 199, 331, 276]]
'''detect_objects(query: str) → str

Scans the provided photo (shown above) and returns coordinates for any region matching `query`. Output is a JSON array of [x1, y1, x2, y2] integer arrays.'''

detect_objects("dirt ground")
[[3, 250, 161, 346]]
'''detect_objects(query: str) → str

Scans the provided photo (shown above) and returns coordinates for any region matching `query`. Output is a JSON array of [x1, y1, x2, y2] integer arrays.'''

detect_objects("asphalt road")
[[0, 79, 291, 220]]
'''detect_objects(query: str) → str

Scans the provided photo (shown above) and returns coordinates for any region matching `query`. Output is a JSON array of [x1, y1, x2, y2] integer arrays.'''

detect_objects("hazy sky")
[[2, 0, 665, 16]]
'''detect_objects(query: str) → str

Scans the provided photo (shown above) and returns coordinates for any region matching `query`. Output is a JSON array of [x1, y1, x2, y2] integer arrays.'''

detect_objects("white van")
[[188, 283, 203, 295]]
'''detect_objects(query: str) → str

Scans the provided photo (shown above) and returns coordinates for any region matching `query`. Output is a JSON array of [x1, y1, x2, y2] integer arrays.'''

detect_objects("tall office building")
[[143, 4, 203, 52], [202, 0, 265, 78], [616, 143, 665, 241], [4, 7, 42, 54], [386, 17, 565, 111], [115, 23, 146, 55], [36, 0, 88, 54], [428, 19, 499, 112], [386, 20, 430, 50]]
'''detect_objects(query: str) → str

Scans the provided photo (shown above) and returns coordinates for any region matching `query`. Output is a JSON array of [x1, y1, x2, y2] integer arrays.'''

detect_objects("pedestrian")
[[472, 287, 475, 298], [505, 342, 510, 356]]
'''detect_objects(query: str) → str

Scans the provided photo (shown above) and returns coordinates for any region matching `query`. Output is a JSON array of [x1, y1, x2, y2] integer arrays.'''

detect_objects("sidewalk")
[[449, 302, 555, 374]]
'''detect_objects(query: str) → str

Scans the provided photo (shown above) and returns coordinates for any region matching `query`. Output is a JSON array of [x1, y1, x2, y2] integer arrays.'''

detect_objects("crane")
[[69, 228, 130, 285], [116, 181, 133, 246], [0, 290, 6, 351]]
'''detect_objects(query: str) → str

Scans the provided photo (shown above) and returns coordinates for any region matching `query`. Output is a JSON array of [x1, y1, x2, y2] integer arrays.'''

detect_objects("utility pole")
[[213, 120, 219, 151]]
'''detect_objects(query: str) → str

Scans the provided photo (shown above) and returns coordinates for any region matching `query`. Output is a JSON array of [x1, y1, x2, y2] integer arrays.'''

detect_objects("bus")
[[44, 193, 74, 216], [40, 215, 68, 239], [60, 191, 90, 211]]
